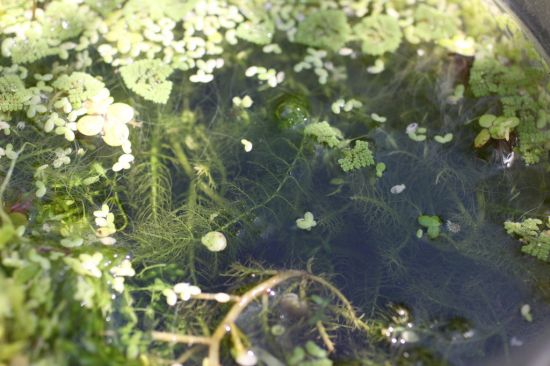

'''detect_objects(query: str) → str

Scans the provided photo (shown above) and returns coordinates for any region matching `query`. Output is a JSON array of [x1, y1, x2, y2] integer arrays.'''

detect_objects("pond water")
[[4, 0, 550, 365]]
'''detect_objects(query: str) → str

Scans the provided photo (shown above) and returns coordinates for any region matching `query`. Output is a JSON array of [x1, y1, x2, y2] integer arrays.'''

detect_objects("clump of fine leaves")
[[304, 121, 344, 148], [0, 74, 32, 112], [338, 140, 375, 172], [353, 14, 402, 56], [120, 59, 174, 104], [505, 218, 550, 261]]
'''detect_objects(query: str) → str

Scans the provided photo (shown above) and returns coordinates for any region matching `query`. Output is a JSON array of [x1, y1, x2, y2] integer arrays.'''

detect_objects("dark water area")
[[231, 117, 550, 364]]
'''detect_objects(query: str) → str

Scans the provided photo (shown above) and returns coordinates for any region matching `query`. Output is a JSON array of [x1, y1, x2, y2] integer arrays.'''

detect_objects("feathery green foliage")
[[0, 74, 31, 112], [304, 121, 344, 148], [120, 60, 174, 104], [52, 72, 105, 108], [505, 218, 550, 261]]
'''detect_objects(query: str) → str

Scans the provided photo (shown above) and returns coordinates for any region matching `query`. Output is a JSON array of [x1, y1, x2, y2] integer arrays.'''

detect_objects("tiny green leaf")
[[434, 133, 453, 144], [474, 128, 491, 148], [479, 114, 497, 128], [376, 162, 386, 177]]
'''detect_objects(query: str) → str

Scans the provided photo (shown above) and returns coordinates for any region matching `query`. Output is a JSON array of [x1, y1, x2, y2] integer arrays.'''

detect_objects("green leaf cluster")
[[338, 140, 375, 172], [295, 10, 350, 52], [0, 74, 31, 112], [42, 1, 89, 41], [4, 32, 60, 64], [52, 72, 106, 109], [474, 114, 519, 148], [468, 53, 550, 163], [120, 60, 174, 104], [469, 59, 530, 98], [418, 215, 442, 239], [407, 4, 459, 43], [287, 341, 332, 366], [505, 218, 550, 261], [304, 121, 344, 148]]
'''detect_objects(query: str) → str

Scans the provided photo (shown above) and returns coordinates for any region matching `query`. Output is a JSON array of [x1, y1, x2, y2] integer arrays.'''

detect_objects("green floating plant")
[[376, 162, 386, 177], [504, 218, 550, 262], [287, 341, 332, 366], [474, 114, 519, 148], [42, 1, 89, 41], [418, 215, 442, 239], [52, 72, 105, 109], [434, 133, 453, 144], [122, 0, 198, 20], [338, 140, 375, 172], [120, 59, 174, 104], [408, 4, 459, 43], [0, 74, 32, 112], [304, 121, 344, 148], [469, 58, 529, 98], [353, 14, 402, 56], [294, 10, 350, 52], [407, 127, 427, 142], [3, 30, 59, 64]]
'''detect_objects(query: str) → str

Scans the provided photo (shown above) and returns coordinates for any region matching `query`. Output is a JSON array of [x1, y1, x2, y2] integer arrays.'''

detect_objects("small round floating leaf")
[[427, 225, 441, 239], [106, 103, 134, 124], [295, 10, 350, 51], [490, 116, 519, 140], [102, 119, 130, 147], [296, 212, 317, 231], [434, 133, 453, 144], [77, 115, 105, 136], [201, 231, 227, 252], [271, 324, 285, 336], [418, 215, 441, 228], [479, 114, 496, 128]]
